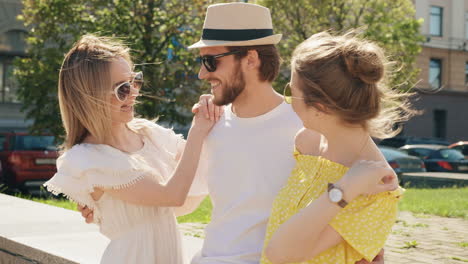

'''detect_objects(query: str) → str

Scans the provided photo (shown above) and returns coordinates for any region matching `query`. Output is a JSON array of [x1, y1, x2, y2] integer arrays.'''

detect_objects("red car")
[[0, 132, 58, 192], [449, 141, 468, 159]]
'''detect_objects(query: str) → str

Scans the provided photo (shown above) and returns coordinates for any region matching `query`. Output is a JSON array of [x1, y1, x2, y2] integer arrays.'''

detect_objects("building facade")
[[0, 0, 30, 132], [407, 0, 468, 142]]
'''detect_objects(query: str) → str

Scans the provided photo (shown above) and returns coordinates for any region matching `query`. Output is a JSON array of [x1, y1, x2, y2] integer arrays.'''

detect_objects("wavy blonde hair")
[[291, 31, 417, 139], [58, 34, 132, 150]]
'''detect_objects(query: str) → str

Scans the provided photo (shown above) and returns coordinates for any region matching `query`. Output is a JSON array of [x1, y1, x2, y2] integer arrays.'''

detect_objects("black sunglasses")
[[198, 50, 241, 72]]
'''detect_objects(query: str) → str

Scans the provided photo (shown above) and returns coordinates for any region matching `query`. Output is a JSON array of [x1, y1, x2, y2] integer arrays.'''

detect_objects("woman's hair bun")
[[341, 39, 385, 85]]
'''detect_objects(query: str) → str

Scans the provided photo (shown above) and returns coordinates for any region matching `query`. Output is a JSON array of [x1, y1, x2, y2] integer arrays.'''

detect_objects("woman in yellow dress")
[[261, 32, 416, 264]]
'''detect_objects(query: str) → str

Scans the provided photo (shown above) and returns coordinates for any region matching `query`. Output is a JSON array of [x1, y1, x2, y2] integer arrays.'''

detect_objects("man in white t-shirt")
[[80, 3, 384, 263], [187, 3, 384, 264], [187, 3, 301, 264]]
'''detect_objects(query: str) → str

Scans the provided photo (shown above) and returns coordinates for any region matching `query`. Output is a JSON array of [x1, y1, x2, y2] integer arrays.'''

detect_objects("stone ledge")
[[0, 193, 203, 264]]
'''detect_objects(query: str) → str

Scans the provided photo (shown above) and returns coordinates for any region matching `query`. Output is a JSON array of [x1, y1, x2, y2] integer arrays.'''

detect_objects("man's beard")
[[212, 62, 246, 106]]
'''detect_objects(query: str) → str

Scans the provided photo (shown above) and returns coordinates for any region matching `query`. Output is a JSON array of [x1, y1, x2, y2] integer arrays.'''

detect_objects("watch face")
[[329, 188, 343, 203]]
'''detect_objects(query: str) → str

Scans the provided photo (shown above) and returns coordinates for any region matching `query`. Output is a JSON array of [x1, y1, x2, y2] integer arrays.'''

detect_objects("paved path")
[[3, 193, 465, 263], [386, 211, 468, 264], [0, 193, 205, 263], [180, 211, 468, 264]]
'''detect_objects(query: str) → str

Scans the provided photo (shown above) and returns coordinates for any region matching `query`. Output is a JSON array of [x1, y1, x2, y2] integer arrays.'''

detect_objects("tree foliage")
[[258, 0, 424, 91], [16, 0, 424, 138], [15, 0, 209, 138]]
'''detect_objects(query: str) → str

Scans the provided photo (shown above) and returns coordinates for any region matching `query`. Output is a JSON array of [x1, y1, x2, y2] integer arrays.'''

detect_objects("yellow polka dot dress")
[[260, 150, 404, 264]]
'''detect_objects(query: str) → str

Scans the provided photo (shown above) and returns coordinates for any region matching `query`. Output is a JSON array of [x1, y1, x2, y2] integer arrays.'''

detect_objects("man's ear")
[[245, 49, 260, 70]]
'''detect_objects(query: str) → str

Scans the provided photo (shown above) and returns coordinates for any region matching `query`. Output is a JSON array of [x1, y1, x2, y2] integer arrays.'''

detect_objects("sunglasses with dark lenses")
[[198, 50, 241, 72], [113, 71, 144, 102]]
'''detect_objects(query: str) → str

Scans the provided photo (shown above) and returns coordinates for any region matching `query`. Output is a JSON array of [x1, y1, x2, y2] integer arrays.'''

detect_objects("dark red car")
[[0, 132, 58, 192]]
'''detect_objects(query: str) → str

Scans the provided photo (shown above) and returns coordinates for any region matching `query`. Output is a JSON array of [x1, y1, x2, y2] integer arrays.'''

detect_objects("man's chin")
[[213, 96, 230, 106]]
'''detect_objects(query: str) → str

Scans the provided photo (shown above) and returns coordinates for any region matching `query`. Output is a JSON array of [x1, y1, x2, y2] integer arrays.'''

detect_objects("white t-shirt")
[[192, 102, 303, 264]]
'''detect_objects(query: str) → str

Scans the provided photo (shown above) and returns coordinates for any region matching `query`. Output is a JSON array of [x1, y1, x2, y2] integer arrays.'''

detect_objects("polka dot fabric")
[[260, 150, 403, 264]]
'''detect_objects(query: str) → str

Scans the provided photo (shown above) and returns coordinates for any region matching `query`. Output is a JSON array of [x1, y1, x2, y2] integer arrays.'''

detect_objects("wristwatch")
[[327, 183, 348, 208]]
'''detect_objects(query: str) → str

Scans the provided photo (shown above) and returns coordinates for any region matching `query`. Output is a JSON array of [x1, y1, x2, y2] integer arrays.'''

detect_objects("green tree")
[[15, 0, 209, 138], [258, 0, 424, 91]]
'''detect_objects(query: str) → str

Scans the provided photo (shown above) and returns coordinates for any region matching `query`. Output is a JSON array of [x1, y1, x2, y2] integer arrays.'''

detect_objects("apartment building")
[[0, 0, 30, 132], [406, 0, 468, 142]]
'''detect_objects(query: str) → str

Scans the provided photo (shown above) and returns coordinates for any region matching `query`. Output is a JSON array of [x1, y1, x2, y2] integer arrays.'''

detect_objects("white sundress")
[[44, 118, 208, 264]]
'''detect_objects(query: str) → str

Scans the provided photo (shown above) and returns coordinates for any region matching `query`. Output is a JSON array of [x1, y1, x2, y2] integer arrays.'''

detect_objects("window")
[[466, 12, 468, 39], [0, 30, 27, 54], [0, 30, 26, 104], [429, 58, 442, 88], [11, 135, 56, 151], [438, 149, 464, 160], [0, 135, 5, 151], [0, 57, 20, 103], [465, 62, 468, 85], [452, 145, 468, 156], [433, 109, 447, 139], [430, 6, 443, 36], [406, 148, 434, 159]]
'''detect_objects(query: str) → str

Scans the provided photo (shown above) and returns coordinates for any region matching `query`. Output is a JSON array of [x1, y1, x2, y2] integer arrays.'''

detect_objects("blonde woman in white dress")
[[44, 35, 221, 264]]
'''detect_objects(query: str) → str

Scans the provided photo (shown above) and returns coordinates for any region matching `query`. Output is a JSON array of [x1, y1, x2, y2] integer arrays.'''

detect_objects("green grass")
[[15, 194, 78, 211], [18, 193, 213, 223], [31, 197, 79, 210], [451, 256, 468, 262], [398, 188, 468, 219], [16, 187, 468, 222], [177, 197, 212, 223], [401, 240, 418, 249], [457, 242, 468, 248]]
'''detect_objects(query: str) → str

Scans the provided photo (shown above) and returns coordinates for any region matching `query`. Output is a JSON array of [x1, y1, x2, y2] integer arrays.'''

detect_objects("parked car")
[[400, 144, 468, 173], [378, 136, 450, 148], [378, 146, 426, 175], [449, 141, 468, 159], [0, 132, 58, 192], [399, 144, 444, 159]]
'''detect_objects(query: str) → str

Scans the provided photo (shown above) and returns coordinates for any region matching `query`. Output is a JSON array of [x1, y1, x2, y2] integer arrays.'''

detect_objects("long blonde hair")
[[291, 32, 417, 139], [58, 34, 132, 150]]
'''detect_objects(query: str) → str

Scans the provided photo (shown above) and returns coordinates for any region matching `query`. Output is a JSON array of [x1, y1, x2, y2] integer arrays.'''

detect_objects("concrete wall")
[[0, 193, 203, 263], [0, 193, 108, 263], [415, 0, 465, 50], [404, 90, 468, 142], [416, 46, 468, 92]]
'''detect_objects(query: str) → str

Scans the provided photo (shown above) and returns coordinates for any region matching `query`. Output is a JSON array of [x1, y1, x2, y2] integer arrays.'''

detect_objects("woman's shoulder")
[[59, 144, 97, 164], [128, 118, 178, 136], [294, 128, 321, 155], [58, 142, 135, 172], [128, 118, 158, 132], [129, 118, 184, 147]]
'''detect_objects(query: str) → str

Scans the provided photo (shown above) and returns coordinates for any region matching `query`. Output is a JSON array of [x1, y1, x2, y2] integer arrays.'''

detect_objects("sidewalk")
[[180, 211, 468, 264], [385, 211, 468, 263], [0, 193, 204, 263], [1, 193, 466, 263]]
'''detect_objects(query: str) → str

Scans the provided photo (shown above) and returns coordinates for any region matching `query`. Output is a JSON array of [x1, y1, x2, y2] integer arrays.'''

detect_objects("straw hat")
[[188, 2, 282, 49]]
